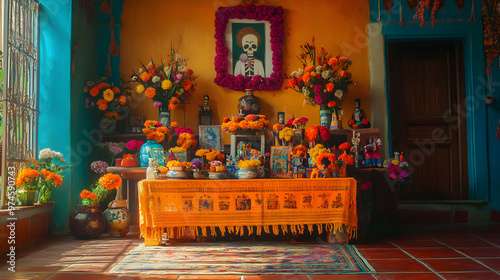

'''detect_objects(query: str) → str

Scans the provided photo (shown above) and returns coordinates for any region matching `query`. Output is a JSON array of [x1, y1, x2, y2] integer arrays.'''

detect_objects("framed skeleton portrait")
[[214, 5, 284, 91]]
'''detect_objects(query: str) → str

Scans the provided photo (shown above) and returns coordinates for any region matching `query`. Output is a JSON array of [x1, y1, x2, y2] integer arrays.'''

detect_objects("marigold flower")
[[90, 86, 100, 97], [87, 192, 98, 201], [223, 117, 230, 123], [98, 173, 122, 190], [170, 121, 179, 128], [245, 114, 257, 121], [273, 123, 282, 131], [328, 101, 336, 107], [145, 87, 156, 99], [303, 73, 311, 83], [136, 84, 145, 94], [326, 83, 335, 92], [339, 142, 352, 150], [304, 66, 314, 72], [80, 189, 92, 200], [140, 72, 152, 82], [105, 111, 120, 120], [15, 168, 39, 187], [328, 57, 339, 67], [181, 79, 192, 91], [96, 99, 108, 111], [119, 95, 127, 105], [162, 80, 173, 90]]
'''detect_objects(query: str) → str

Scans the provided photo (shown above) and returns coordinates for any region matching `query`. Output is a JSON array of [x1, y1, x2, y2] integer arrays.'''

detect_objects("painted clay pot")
[[166, 166, 187, 179], [236, 167, 259, 179], [69, 205, 105, 239]]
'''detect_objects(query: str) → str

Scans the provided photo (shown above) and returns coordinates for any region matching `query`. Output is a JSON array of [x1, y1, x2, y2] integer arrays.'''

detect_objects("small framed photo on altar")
[[270, 146, 292, 178], [199, 125, 223, 151]]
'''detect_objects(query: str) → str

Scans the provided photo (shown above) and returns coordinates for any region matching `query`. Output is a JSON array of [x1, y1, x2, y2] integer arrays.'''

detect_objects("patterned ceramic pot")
[[140, 140, 164, 167], [69, 205, 105, 239], [103, 202, 130, 237], [192, 170, 202, 179], [167, 166, 187, 179], [236, 167, 259, 179], [208, 172, 227, 179]]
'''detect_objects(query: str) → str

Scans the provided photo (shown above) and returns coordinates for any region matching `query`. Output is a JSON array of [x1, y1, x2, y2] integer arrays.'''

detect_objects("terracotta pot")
[[121, 158, 136, 167], [115, 158, 123, 166], [69, 205, 105, 239]]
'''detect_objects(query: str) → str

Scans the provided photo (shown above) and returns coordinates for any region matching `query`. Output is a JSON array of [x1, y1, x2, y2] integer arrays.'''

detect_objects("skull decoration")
[[242, 34, 258, 57]]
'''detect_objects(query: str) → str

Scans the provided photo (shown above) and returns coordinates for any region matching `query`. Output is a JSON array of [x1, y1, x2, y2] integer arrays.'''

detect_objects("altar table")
[[138, 178, 358, 245]]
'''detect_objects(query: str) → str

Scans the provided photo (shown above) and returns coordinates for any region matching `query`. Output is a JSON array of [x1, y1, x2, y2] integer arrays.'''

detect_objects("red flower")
[[362, 118, 369, 125], [360, 181, 373, 190], [349, 119, 355, 126], [319, 126, 330, 141]]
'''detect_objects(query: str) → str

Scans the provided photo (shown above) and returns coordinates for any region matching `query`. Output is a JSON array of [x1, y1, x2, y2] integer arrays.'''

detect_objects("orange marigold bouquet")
[[132, 45, 197, 110], [16, 148, 70, 203], [166, 160, 192, 169], [143, 120, 172, 143], [305, 126, 331, 143], [292, 145, 308, 158], [221, 114, 271, 134], [195, 149, 225, 161], [316, 153, 337, 170], [85, 77, 130, 119], [176, 132, 198, 149], [80, 173, 122, 206]]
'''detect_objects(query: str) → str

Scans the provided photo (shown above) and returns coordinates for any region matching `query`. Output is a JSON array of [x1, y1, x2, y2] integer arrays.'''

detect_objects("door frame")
[[383, 34, 489, 201]]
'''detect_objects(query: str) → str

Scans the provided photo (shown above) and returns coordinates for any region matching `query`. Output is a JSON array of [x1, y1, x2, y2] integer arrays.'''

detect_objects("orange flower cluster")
[[292, 145, 308, 158], [123, 154, 136, 159], [86, 81, 127, 114], [80, 189, 98, 201], [40, 169, 63, 186], [305, 126, 330, 142], [166, 160, 191, 168], [98, 173, 122, 190], [15, 168, 39, 187], [142, 120, 172, 143], [221, 114, 271, 133], [206, 150, 224, 161], [176, 132, 198, 149], [339, 142, 352, 151], [272, 123, 282, 131], [338, 153, 355, 166], [316, 153, 337, 170]]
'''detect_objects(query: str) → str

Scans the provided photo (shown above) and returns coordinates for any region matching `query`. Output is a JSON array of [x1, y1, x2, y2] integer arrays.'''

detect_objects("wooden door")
[[387, 41, 468, 200]]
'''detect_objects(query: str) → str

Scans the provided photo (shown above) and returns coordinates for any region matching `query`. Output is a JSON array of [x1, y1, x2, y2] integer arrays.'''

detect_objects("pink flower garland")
[[214, 5, 284, 91]]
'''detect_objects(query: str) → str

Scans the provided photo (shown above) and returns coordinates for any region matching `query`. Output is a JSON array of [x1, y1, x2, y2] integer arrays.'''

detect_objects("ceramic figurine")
[[348, 99, 371, 129], [364, 137, 382, 167], [198, 95, 213, 125]]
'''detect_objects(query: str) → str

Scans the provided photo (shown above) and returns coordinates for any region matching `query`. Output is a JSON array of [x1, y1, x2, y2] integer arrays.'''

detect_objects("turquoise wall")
[[369, 1, 497, 207], [69, 1, 98, 219], [39, 0, 73, 231], [39, 0, 98, 231]]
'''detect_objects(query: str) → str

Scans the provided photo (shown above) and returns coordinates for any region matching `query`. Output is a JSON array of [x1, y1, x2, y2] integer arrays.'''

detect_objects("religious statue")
[[348, 99, 371, 128], [198, 95, 213, 125]]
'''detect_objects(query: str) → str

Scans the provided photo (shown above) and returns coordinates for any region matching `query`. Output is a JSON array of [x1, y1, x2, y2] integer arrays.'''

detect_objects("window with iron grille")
[[1, 0, 39, 208]]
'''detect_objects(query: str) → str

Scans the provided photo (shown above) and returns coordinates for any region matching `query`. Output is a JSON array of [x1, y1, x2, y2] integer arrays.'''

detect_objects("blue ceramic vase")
[[140, 140, 165, 167]]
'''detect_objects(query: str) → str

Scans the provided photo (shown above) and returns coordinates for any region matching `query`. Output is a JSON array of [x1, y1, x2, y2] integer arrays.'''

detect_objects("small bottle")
[[146, 158, 155, 179]]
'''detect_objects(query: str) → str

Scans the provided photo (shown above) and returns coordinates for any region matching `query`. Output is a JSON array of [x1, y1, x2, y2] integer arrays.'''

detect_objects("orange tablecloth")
[[138, 178, 357, 245]]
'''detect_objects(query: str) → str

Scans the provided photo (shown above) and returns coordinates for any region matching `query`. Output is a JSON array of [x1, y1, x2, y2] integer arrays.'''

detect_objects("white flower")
[[39, 148, 55, 159], [297, 68, 304, 75], [164, 66, 171, 75], [147, 62, 153, 67], [54, 152, 65, 162], [139, 68, 144, 74], [316, 66, 322, 72], [177, 63, 187, 72], [321, 70, 331, 79], [152, 76, 161, 83], [174, 53, 183, 62], [334, 89, 344, 99], [302, 87, 308, 95]]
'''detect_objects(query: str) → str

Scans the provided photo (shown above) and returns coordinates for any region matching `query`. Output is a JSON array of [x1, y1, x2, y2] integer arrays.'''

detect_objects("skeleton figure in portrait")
[[234, 27, 265, 77]]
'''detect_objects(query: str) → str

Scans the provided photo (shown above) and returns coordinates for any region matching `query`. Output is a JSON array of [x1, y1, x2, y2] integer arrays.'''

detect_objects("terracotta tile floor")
[[1, 226, 500, 280]]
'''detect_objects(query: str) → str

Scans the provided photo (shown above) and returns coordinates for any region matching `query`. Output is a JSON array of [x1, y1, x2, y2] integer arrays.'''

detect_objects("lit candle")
[[399, 153, 403, 162]]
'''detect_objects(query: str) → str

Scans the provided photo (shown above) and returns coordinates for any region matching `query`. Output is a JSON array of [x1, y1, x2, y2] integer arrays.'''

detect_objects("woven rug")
[[108, 242, 374, 275]]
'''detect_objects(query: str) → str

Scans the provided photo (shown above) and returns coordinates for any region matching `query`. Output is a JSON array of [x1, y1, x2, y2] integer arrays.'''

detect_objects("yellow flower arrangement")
[[195, 149, 210, 157], [279, 127, 294, 141], [309, 144, 329, 163], [238, 159, 261, 168], [166, 160, 192, 169], [169, 146, 187, 152], [221, 114, 270, 134], [205, 150, 224, 161], [156, 166, 168, 175]]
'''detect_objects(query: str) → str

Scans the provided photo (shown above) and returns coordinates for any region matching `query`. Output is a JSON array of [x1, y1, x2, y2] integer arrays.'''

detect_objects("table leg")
[[144, 232, 162, 246]]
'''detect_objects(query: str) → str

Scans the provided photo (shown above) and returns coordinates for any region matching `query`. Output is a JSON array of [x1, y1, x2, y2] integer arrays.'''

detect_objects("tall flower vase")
[[103, 185, 130, 237], [69, 205, 105, 239], [140, 140, 165, 167], [319, 106, 332, 128], [159, 107, 171, 127], [36, 185, 52, 204], [16, 189, 36, 206]]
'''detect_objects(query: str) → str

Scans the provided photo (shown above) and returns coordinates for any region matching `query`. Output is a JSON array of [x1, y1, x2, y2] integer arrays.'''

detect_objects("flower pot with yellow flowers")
[[236, 159, 261, 179], [140, 120, 171, 167]]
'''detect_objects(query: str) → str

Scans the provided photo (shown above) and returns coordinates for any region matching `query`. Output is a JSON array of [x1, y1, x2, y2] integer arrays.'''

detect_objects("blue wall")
[[39, 0, 73, 231], [369, 0, 497, 207]]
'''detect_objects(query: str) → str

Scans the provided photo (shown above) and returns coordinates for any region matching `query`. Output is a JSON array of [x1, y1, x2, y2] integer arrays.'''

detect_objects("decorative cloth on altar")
[[138, 178, 357, 245]]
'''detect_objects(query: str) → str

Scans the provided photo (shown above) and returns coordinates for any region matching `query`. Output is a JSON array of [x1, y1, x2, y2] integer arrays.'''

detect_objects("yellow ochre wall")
[[120, 0, 371, 145]]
